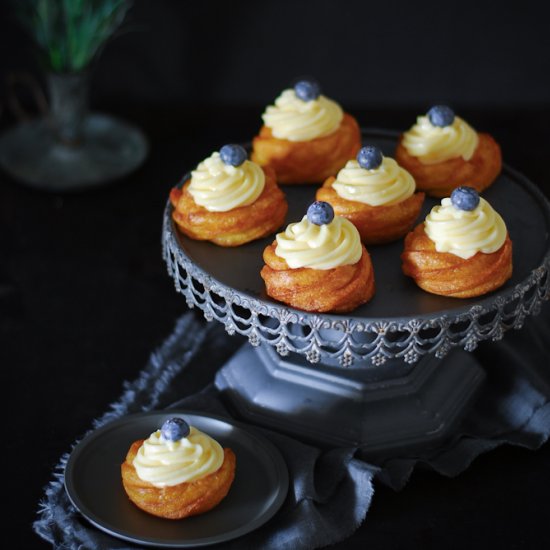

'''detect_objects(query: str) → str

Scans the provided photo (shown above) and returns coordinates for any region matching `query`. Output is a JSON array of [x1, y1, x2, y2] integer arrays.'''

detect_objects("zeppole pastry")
[[261, 201, 375, 313], [316, 145, 425, 244], [401, 187, 512, 298], [251, 80, 361, 184], [170, 144, 287, 246], [121, 417, 236, 519], [395, 105, 502, 197]]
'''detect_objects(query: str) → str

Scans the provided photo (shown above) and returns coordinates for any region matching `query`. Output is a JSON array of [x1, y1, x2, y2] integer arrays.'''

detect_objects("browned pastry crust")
[[121, 441, 236, 519], [251, 113, 362, 184], [261, 244, 375, 312], [169, 166, 287, 247], [395, 133, 502, 198], [401, 223, 513, 298], [316, 176, 425, 245]]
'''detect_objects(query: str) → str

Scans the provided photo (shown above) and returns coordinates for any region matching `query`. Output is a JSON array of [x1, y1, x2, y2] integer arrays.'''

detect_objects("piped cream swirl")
[[332, 157, 416, 206], [133, 426, 224, 487], [275, 215, 362, 270], [262, 89, 343, 142], [402, 115, 479, 164], [188, 152, 265, 212], [424, 197, 507, 259]]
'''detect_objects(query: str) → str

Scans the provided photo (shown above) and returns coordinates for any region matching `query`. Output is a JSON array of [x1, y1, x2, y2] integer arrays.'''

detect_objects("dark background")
[[2, 1, 550, 549], [2, 0, 550, 110]]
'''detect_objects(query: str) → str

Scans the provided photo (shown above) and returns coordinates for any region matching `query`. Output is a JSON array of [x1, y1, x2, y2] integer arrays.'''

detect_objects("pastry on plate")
[[170, 144, 287, 246], [121, 417, 236, 519], [261, 201, 375, 312], [395, 105, 502, 197], [316, 145, 425, 244], [401, 187, 512, 298], [251, 80, 361, 184]]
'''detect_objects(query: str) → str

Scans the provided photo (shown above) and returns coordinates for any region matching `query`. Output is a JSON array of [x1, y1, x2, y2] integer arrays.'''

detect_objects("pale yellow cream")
[[424, 197, 507, 259], [133, 426, 224, 488], [332, 157, 416, 206], [188, 152, 265, 212], [402, 115, 479, 164], [262, 89, 343, 142], [275, 215, 362, 270]]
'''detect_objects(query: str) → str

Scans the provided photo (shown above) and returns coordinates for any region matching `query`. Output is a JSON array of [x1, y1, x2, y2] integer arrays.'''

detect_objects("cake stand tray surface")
[[163, 129, 550, 452]]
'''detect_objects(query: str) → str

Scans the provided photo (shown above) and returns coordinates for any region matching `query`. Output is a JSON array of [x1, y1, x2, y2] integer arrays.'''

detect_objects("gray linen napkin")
[[34, 306, 550, 549]]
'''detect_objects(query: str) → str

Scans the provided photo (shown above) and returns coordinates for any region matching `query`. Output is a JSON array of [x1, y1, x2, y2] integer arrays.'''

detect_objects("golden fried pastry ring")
[[121, 441, 236, 519], [251, 113, 362, 184], [261, 243, 375, 313], [169, 166, 287, 247], [316, 176, 425, 245], [395, 133, 502, 198], [401, 223, 513, 298]]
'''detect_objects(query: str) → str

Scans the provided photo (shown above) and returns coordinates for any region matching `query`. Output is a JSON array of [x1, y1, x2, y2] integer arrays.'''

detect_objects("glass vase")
[[0, 70, 148, 191], [48, 72, 90, 146]]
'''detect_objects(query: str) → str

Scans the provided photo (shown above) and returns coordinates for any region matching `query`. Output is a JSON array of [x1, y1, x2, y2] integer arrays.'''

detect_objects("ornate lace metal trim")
[[162, 207, 549, 367]]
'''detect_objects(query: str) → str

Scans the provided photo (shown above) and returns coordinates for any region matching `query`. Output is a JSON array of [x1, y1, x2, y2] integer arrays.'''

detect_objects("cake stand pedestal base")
[[215, 344, 485, 457]]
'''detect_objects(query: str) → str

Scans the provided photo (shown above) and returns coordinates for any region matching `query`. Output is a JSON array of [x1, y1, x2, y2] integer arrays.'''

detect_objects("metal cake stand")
[[162, 130, 550, 457]]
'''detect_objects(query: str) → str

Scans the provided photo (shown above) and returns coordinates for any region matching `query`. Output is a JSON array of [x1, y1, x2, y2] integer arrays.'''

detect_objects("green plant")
[[16, 0, 132, 72]]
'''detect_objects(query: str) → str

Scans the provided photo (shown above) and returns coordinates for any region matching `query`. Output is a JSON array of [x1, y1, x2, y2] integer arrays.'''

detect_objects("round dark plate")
[[64, 411, 289, 547]]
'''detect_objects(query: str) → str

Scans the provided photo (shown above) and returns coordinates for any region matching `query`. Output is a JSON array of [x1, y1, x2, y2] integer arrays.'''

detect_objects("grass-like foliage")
[[16, 0, 132, 72]]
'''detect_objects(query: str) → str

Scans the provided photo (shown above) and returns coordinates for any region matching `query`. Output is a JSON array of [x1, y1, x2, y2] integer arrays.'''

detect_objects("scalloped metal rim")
[[162, 129, 550, 367]]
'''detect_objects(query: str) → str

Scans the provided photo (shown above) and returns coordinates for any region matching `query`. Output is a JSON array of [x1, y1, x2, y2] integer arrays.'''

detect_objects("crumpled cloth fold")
[[34, 306, 550, 549]]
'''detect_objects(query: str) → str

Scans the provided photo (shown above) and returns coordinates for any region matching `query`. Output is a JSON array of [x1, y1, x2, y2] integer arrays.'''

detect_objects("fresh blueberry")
[[294, 79, 321, 102], [450, 186, 480, 211], [307, 201, 334, 226], [219, 144, 247, 167], [427, 105, 455, 127], [161, 417, 190, 441], [357, 146, 383, 170]]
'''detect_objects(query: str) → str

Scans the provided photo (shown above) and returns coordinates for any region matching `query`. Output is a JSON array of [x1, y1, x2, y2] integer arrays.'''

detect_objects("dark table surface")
[[3, 105, 550, 549]]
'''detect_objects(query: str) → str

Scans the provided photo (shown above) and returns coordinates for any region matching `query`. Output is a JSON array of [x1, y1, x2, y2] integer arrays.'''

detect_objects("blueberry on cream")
[[357, 146, 383, 170], [427, 105, 455, 128], [307, 201, 334, 225], [450, 186, 480, 211], [294, 79, 321, 102], [160, 417, 191, 441], [219, 144, 247, 167]]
